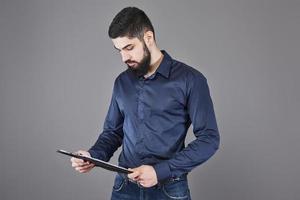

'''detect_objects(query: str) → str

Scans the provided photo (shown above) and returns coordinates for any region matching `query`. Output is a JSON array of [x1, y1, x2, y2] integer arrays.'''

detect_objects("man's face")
[[112, 36, 151, 76]]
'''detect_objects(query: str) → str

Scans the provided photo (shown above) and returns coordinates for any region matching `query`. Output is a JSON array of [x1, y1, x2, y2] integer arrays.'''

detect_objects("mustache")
[[125, 60, 138, 65]]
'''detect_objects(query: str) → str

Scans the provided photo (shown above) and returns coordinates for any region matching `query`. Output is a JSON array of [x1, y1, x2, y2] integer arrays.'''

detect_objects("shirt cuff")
[[153, 161, 171, 182], [88, 149, 106, 160]]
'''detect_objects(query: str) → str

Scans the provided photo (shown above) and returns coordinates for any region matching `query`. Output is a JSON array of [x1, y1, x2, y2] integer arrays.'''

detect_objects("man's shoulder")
[[114, 69, 132, 84], [171, 59, 207, 82]]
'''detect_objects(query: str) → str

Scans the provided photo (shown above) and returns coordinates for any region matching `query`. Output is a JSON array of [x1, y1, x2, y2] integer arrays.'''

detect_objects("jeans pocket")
[[112, 175, 125, 192], [162, 179, 190, 199]]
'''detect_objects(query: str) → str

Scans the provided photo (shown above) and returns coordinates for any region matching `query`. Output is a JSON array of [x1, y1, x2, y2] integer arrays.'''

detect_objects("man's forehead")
[[112, 37, 140, 49]]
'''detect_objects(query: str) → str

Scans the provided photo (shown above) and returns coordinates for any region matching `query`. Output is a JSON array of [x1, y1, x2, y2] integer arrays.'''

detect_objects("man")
[[71, 7, 220, 200]]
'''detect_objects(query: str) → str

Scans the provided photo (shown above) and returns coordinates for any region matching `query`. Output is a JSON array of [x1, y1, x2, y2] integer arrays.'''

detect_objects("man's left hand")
[[128, 165, 158, 188]]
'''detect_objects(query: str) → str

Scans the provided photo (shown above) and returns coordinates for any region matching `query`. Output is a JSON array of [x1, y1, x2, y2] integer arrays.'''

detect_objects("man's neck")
[[144, 48, 163, 78]]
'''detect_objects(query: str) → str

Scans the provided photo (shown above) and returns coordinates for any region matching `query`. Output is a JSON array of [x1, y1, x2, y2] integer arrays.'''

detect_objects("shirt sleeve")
[[154, 72, 220, 181], [88, 78, 124, 161]]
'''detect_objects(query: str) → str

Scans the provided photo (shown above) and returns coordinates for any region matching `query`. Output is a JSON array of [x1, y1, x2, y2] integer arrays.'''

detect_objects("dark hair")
[[108, 7, 155, 40]]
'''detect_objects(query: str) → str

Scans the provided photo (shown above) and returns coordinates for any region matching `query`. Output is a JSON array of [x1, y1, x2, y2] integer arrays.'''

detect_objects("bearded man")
[[70, 7, 220, 200]]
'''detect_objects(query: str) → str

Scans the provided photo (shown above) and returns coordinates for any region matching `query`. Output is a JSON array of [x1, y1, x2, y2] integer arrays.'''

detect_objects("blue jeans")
[[111, 173, 191, 200]]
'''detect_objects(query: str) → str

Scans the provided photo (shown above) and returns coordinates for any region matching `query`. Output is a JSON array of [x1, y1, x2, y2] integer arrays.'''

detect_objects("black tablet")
[[57, 149, 132, 174]]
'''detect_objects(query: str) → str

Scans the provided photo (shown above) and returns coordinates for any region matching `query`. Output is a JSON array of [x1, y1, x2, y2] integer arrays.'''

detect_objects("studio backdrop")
[[1, 0, 299, 199]]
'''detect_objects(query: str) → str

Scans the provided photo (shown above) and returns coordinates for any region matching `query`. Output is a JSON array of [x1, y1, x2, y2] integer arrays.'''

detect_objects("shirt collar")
[[155, 50, 172, 79]]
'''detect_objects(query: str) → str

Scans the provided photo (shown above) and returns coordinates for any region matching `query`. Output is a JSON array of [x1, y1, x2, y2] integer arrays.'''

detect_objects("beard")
[[126, 42, 151, 77]]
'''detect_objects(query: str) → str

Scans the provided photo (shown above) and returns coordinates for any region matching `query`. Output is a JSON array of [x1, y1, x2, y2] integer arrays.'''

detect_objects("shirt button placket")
[[137, 78, 145, 121], [136, 78, 146, 157]]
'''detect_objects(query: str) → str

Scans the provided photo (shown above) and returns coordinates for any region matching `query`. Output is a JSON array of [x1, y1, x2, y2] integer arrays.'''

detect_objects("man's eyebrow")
[[114, 44, 132, 51]]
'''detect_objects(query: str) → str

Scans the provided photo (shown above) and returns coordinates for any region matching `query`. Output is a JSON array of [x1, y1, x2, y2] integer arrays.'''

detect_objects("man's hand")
[[128, 165, 158, 188], [70, 150, 95, 173]]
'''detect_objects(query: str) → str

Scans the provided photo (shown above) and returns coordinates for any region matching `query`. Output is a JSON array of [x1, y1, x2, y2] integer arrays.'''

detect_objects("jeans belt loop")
[[161, 173, 187, 185]]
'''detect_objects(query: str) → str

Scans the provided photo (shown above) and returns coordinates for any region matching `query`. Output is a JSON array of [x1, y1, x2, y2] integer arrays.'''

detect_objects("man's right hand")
[[70, 150, 95, 173]]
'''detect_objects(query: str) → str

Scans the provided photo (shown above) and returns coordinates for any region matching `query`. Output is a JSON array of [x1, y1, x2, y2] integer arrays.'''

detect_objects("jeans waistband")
[[118, 173, 187, 188]]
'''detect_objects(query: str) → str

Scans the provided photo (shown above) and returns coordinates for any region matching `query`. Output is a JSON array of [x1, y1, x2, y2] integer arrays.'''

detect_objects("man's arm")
[[88, 78, 124, 161], [153, 72, 220, 182]]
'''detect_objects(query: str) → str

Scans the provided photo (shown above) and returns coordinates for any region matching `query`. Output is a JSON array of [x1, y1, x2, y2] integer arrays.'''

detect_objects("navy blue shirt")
[[89, 51, 220, 182]]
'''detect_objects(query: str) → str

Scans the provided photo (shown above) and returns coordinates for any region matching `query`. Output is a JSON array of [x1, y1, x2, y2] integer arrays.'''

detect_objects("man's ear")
[[143, 30, 154, 46]]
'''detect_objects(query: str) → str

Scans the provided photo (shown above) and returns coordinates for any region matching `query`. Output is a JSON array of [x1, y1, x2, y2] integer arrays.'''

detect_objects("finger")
[[129, 170, 140, 179], [138, 180, 148, 188], [77, 163, 94, 173], [71, 160, 85, 166], [78, 168, 93, 173], [70, 157, 85, 164], [128, 170, 141, 180], [70, 157, 78, 163], [72, 161, 90, 168], [75, 166, 88, 172], [77, 167, 91, 173], [142, 183, 151, 188], [78, 163, 95, 170], [138, 181, 152, 188], [72, 162, 78, 167], [128, 168, 134, 173]]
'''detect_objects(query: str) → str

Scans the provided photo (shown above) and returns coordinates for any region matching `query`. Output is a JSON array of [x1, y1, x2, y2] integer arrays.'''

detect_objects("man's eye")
[[126, 46, 134, 51]]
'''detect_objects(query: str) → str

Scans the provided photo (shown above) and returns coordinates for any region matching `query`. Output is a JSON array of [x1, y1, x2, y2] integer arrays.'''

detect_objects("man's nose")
[[121, 51, 131, 63]]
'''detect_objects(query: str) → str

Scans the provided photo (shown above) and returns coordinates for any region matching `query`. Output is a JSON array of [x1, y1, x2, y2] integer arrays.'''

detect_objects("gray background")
[[1, 0, 299, 199]]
